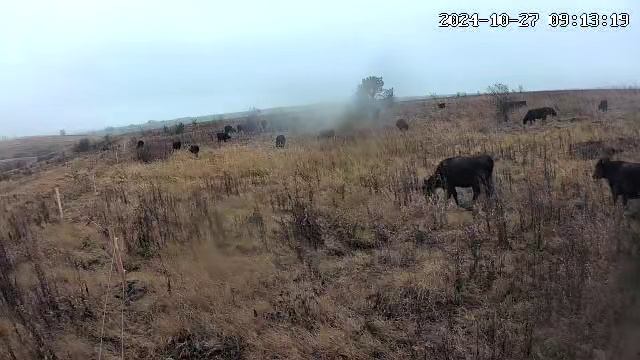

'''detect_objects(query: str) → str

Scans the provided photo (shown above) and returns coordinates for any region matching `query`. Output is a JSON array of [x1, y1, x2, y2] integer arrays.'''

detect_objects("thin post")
[[54, 187, 63, 220]]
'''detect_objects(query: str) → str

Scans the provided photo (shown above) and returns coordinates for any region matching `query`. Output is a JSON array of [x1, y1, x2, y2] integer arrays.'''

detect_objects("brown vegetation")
[[0, 89, 639, 359]]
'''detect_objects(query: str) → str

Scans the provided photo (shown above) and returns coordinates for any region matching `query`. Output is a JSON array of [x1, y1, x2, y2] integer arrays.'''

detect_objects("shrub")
[[174, 122, 185, 135], [74, 138, 92, 152]]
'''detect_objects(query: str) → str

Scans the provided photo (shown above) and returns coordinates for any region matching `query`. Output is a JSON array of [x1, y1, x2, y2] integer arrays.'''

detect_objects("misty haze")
[[1, 0, 639, 136]]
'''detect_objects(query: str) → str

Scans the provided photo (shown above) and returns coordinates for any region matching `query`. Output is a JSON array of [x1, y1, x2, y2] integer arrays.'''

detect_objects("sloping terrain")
[[0, 89, 639, 359]]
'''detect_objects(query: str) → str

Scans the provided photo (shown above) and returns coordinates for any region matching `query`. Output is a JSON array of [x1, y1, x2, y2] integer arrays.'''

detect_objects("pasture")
[[1, 89, 640, 359]]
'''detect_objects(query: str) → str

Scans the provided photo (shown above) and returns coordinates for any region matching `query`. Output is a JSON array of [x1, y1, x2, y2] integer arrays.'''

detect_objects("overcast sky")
[[0, 0, 638, 136]]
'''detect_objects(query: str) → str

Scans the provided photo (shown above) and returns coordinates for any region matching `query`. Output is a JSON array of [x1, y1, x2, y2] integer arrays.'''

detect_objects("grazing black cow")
[[189, 145, 200, 157], [423, 155, 494, 206], [522, 107, 557, 125], [396, 119, 409, 131], [236, 125, 244, 133], [593, 158, 640, 206], [172, 141, 182, 150], [275, 135, 286, 148], [437, 102, 446, 109], [318, 129, 335, 139], [216, 132, 231, 142], [224, 125, 236, 134], [598, 100, 608, 112], [136, 140, 144, 149]]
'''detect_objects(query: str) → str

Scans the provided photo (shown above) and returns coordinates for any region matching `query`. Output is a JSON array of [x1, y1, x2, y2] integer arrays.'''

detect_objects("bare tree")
[[487, 83, 513, 123], [380, 87, 395, 108]]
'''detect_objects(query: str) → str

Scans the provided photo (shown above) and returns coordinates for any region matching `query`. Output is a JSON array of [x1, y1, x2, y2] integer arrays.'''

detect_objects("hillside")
[[0, 89, 639, 359]]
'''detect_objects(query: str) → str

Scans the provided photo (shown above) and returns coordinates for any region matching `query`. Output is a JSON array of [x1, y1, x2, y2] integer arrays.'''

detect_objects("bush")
[[487, 83, 513, 122], [74, 138, 92, 152], [174, 122, 185, 135]]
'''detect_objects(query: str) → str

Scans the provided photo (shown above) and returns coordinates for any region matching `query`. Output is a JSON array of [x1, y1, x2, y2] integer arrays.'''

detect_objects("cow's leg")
[[471, 183, 480, 201], [448, 186, 459, 206], [485, 177, 495, 197], [478, 175, 492, 197]]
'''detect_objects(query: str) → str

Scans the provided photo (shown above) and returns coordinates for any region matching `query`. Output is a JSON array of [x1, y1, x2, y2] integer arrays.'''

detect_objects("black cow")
[[437, 103, 446, 109], [236, 125, 244, 133], [189, 145, 200, 157], [224, 125, 236, 134], [217, 132, 231, 142], [396, 119, 409, 131], [172, 141, 182, 150], [522, 107, 557, 125], [593, 158, 640, 206], [598, 100, 608, 112], [423, 154, 494, 206], [318, 129, 335, 139], [136, 140, 144, 149], [275, 135, 286, 148]]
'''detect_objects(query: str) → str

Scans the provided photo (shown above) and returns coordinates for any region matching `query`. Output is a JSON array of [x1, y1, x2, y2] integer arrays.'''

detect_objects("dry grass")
[[0, 135, 94, 160], [1, 89, 640, 359]]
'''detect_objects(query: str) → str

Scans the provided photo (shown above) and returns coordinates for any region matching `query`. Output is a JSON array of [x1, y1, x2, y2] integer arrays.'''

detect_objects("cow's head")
[[423, 175, 443, 196], [593, 158, 609, 179]]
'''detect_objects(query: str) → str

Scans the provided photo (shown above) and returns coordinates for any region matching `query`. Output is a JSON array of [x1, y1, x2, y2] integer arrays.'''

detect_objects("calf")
[[523, 107, 557, 125], [593, 158, 640, 206], [275, 135, 286, 148], [437, 103, 446, 109], [423, 154, 494, 206], [172, 141, 182, 150], [189, 145, 200, 157], [598, 100, 608, 112], [396, 119, 409, 131], [216, 132, 231, 142]]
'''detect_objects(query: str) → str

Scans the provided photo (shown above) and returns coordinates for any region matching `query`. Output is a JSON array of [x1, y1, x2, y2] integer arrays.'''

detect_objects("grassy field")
[[0, 135, 94, 160], [1, 89, 640, 359]]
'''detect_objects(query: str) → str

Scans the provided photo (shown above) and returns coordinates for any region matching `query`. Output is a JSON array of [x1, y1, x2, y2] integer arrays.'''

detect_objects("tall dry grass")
[[0, 89, 639, 359]]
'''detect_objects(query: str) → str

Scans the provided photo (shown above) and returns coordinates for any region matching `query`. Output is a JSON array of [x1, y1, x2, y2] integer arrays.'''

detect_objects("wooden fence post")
[[55, 187, 63, 220]]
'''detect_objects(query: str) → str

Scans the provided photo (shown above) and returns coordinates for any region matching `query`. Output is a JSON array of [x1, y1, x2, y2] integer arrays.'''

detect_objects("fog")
[[0, 0, 638, 136]]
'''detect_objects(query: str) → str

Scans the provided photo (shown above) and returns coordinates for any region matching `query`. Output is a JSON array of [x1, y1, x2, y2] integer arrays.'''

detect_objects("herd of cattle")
[[422, 153, 639, 208], [395, 99, 608, 131], [133, 98, 635, 207], [415, 98, 632, 207]]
